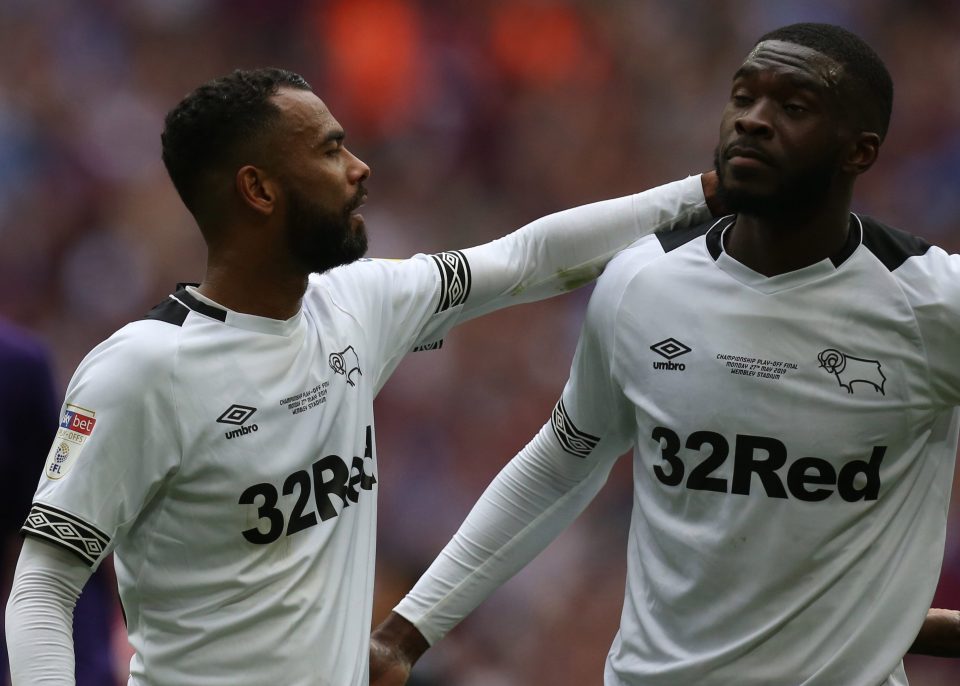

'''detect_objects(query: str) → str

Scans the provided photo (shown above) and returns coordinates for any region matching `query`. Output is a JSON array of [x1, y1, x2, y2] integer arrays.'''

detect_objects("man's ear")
[[236, 165, 278, 216], [842, 132, 881, 176]]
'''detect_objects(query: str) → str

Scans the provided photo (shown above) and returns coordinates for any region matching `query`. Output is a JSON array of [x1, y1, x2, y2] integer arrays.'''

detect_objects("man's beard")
[[285, 186, 368, 274], [713, 146, 840, 220]]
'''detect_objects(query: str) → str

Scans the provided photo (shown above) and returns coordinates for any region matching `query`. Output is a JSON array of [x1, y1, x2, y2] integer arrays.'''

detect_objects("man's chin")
[[714, 170, 787, 217], [298, 246, 365, 276]]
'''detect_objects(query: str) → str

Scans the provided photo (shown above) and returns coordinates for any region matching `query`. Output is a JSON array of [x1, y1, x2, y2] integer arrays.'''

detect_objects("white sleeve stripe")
[[21, 503, 110, 567]]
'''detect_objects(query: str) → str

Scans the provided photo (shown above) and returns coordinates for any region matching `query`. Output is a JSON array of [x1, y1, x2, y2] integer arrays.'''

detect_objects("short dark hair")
[[161, 68, 312, 218], [757, 23, 893, 141]]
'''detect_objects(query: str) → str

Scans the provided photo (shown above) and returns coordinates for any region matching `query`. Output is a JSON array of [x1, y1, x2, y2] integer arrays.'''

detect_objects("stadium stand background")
[[0, 1, 957, 683]]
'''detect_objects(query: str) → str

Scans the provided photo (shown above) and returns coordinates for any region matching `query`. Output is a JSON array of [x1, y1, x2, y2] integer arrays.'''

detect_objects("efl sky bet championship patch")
[[44, 404, 97, 480]]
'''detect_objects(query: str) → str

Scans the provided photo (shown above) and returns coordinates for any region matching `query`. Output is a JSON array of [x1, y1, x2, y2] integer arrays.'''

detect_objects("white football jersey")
[[396, 213, 960, 686], [561, 215, 960, 685], [20, 176, 710, 686]]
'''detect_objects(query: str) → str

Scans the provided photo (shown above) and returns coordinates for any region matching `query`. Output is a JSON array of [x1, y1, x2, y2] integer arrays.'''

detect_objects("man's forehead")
[[271, 87, 342, 136], [738, 39, 845, 90]]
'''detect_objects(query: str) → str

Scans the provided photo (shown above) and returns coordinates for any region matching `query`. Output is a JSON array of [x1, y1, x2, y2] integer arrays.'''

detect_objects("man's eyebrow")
[[320, 130, 345, 146]]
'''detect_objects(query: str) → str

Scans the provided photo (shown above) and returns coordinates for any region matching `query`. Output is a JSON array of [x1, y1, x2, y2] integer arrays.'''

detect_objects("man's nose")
[[735, 99, 774, 137], [346, 148, 370, 183]]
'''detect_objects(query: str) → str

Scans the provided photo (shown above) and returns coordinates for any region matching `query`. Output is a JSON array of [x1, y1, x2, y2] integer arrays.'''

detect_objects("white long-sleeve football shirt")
[[397, 214, 960, 685], [6, 175, 709, 686]]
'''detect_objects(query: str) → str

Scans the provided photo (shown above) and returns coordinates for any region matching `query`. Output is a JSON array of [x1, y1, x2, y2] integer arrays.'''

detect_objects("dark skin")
[[716, 40, 879, 276], [368, 41, 960, 685], [911, 609, 960, 658], [369, 617, 429, 685], [196, 87, 370, 320]]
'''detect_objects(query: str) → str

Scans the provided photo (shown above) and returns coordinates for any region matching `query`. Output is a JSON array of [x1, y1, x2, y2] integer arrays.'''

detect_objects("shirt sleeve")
[[21, 322, 182, 569], [5, 537, 92, 686], [442, 174, 707, 331], [393, 258, 637, 643], [319, 175, 707, 392], [897, 247, 960, 406]]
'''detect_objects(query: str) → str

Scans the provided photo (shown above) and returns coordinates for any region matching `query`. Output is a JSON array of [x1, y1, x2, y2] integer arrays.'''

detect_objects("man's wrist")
[[700, 170, 726, 217], [371, 611, 430, 666]]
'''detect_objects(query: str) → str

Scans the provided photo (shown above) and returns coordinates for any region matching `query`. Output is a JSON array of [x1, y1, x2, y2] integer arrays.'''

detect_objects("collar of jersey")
[[173, 284, 304, 336], [705, 214, 863, 294]]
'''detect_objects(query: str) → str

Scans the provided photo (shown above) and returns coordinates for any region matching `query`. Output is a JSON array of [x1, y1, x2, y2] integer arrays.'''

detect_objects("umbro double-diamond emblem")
[[650, 337, 692, 371], [217, 404, 259, 440]]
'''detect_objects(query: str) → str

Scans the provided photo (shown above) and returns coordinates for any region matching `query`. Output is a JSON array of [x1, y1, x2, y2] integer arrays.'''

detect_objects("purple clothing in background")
[[1, 319, 117, 686]]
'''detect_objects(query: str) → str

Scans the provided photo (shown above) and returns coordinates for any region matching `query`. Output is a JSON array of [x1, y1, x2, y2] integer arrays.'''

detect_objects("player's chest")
[[173, 327, 375, 477], [615, 274, 931, 444], [161, 330, 379, 544]]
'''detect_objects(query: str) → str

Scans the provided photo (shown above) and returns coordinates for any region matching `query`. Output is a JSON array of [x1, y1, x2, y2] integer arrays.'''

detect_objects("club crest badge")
[[44, 404, 97, 479], [817, 349, 886, 395], [330, 346, 362, 387]]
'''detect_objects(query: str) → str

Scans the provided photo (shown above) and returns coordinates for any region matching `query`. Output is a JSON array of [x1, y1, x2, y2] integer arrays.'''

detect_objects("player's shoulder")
[[599, 217, 715, 291], [311, 255, 431, 284], [855, 214, 935, 272], [856, 213, 957, 280], [76, 297, 187, 383], [855, 214, 960, 312], [307, 255, 437, 309]]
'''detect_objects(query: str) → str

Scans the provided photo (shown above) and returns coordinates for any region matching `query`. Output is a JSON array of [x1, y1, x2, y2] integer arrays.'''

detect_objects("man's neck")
[[724, 204, 852, 277], [197, 262, 308, 320]]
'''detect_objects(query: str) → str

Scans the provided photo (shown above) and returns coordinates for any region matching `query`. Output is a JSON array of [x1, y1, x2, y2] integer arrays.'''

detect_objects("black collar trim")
[[705, 216, 735, 261], [172, 283, 227, 322], [829, 215, 862, 268], [705, 215, 862, 268]]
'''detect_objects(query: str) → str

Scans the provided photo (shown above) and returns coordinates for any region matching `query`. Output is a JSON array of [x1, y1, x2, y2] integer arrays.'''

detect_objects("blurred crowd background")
[[1, 0, 958, 684]]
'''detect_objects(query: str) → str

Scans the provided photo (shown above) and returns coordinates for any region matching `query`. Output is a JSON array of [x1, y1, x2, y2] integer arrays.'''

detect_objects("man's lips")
[[725, 144, 775, 167], [350, 193, 368, 213]]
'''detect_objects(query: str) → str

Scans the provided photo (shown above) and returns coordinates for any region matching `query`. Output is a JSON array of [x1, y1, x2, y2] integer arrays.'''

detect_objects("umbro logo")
[[650, 338, 691, 371], [217, 405, 257, 425], [217, 404, 259, 439]]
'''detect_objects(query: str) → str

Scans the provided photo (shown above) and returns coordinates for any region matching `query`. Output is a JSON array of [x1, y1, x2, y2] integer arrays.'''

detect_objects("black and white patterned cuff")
[[22, 503, 110, 567], [430, 251, 472, 313], [551, 399, 600, 458]]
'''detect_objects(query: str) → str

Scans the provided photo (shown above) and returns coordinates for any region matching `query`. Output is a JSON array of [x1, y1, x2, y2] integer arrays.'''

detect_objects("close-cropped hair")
[[161, 68, 312, 217], [758, 23, 893, 141]]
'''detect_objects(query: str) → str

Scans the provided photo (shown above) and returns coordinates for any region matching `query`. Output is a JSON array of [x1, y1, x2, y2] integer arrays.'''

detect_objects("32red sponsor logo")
[[650, 427, 885, 502]]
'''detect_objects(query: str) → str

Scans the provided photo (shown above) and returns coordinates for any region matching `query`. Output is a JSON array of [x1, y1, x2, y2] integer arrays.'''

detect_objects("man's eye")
[[784, 103, 807, 114], [731, 94, 753, 107]]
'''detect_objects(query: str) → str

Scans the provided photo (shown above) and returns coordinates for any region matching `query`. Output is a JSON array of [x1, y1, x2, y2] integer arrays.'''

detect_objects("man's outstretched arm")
[[451, 173, 718, 325]]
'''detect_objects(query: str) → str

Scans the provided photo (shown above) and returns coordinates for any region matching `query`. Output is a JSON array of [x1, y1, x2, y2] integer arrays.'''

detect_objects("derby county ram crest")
[[817, 348, 886, 395], [330, 345, 362, 387]]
